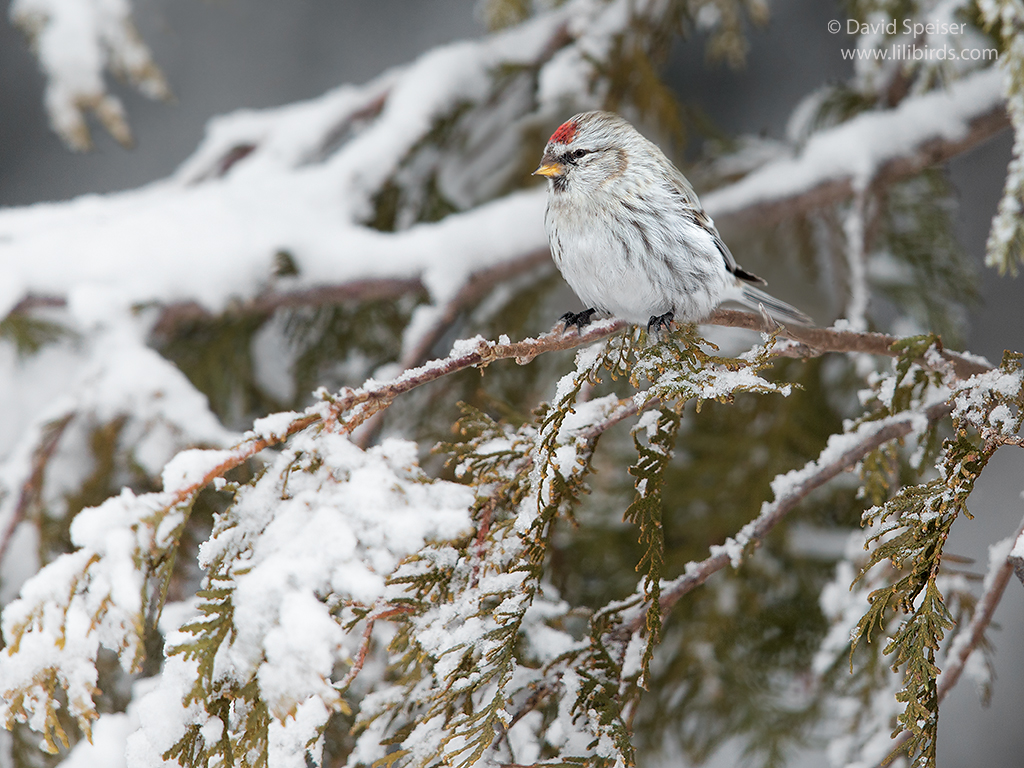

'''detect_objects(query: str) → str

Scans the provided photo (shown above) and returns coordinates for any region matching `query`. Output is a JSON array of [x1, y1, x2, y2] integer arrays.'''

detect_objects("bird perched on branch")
[[534, 111, 811, 333]]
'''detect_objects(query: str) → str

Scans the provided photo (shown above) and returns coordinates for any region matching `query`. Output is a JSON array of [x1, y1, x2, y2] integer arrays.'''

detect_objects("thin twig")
[[0, 413, 75, 564], [336, 603, 416, 693], [709, 309, 989, 379]]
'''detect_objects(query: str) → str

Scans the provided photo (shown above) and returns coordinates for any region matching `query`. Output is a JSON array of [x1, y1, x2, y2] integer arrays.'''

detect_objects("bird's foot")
[[560, 308, 597, 332], [646, 312, 674, 336]]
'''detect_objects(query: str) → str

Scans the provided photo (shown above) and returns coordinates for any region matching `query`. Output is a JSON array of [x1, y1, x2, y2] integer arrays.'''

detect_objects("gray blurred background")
[[1, 0, 1020, 765]]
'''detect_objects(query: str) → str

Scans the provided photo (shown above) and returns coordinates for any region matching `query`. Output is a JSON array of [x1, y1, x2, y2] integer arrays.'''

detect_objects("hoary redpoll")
[[534, 111, 811, 332]]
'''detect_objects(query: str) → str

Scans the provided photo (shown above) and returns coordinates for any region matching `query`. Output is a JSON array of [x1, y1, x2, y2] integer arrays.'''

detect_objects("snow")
[[267, 697, 331, 768], [61, 711, 133, 768], [0, 1, 584, 351], [449, 334, 489, 357], [182, 431, 473, 721], [0, 182, 547, 323], [709, 537, 746, 569], [0, 313, 236, 582], [1012, 526, 1024, 562], [0, 15, 598, 753], [124, 657, 205, 768], [951, 366, 1024, 427], [251, 411, 303, 442], [160, 449, 236, 493]]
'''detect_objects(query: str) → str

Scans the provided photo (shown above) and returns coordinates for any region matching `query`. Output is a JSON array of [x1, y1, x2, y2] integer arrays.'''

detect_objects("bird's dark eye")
[[571, 148, 589, 159]]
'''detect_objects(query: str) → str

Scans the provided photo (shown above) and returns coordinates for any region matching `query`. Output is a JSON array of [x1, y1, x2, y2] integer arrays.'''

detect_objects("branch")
[[718, 106, 1009, 227], [939, 512, 1024, 698], [150, 277, 427, 340], [150, 319, 628, 513], [336, 603, 415, 693], [876, 510, 1024, 767], [153, 309, 992, 522], [628, 400, 955, 632], [6, 287, 995, 384], [704, 68, 1009, 227], [0, 413, 75, 564], [708, 309, 990, 379]]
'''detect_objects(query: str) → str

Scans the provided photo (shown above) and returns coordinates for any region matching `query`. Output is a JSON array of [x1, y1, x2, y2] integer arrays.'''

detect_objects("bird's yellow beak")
[[533, 161, 565, 178]]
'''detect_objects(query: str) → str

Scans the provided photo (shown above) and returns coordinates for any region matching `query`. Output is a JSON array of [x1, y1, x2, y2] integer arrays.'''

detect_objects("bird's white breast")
[[545, 184, 731, 324]]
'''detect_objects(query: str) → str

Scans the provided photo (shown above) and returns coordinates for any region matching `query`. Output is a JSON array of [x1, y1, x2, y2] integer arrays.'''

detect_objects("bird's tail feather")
[[737, 283, 812, 326]]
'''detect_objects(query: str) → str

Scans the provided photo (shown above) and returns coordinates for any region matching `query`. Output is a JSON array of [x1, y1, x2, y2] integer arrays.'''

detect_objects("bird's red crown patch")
[[550, 120, 578, 145]]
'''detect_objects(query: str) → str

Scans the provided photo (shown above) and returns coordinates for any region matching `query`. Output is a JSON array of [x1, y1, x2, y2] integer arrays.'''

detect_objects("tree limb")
[[631, 400, 955, 631], [708, 308, 991, 379], [876, 510, 1024, 767], [704, 74, 1010, 228], [152, 310, 992, 519]]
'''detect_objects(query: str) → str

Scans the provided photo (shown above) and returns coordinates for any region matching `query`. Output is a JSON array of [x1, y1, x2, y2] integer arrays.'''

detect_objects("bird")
[[533, 111, 811, 333]]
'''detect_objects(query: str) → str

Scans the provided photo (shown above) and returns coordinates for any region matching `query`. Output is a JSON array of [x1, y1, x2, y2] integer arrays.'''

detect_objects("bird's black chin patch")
[[551, 175, 570, 193]]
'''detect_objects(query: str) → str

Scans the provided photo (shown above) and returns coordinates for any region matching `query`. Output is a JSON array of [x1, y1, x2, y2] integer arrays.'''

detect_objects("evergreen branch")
[[873, 510, 1024, 768], [624, 408, 680, 684], [106, 314, 989, 555], [1, 313, 993, 757], [709, 309, 990, 379], [628, 400, 954, 633], [703, 71, 1009, 226], [841, 349, 1024, 766]]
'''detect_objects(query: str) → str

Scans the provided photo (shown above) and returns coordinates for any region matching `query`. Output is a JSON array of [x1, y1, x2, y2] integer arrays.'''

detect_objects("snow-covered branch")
[[704, 67, 1009, 225], [9, 0, 170, 150]]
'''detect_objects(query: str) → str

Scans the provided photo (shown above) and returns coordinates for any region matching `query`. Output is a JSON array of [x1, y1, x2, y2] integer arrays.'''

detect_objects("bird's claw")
[[646, 312, 674, 336], [560, 308, 597, 332]]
